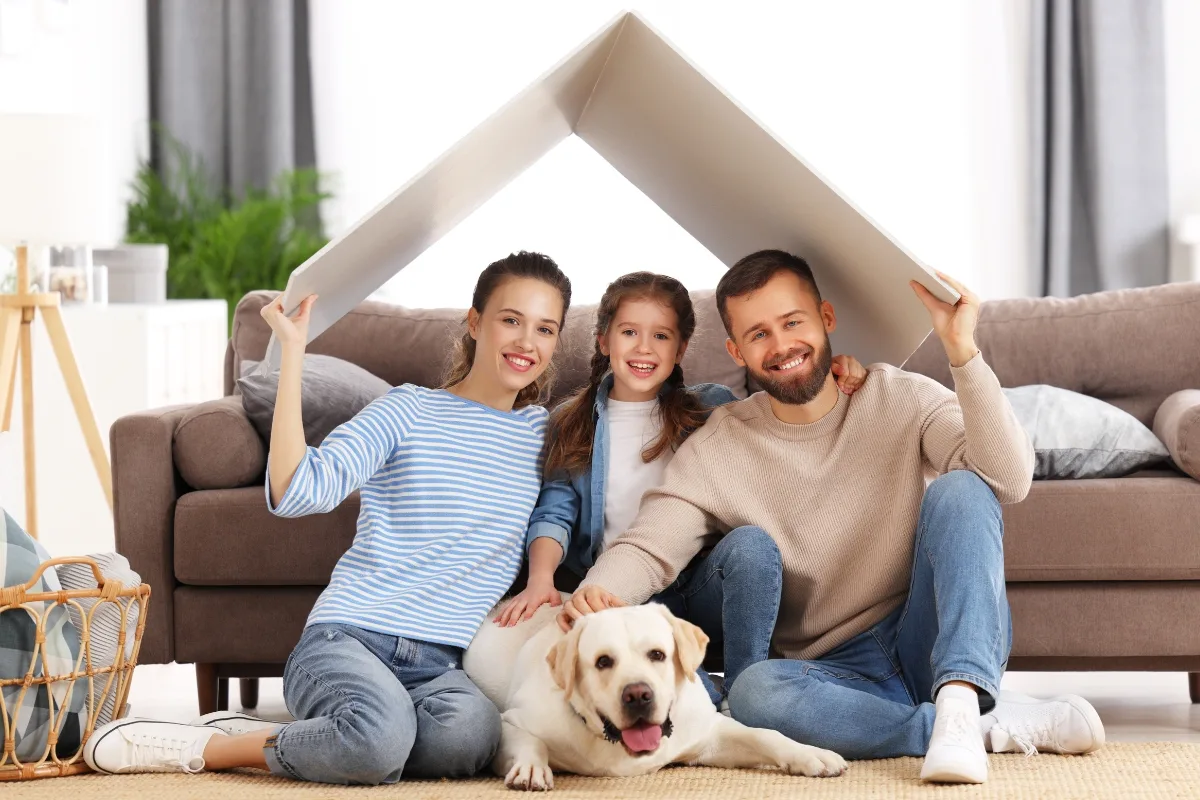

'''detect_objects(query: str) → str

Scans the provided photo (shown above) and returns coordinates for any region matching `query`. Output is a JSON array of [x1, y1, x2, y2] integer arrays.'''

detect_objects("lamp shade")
[[0, 113, 111, 246]]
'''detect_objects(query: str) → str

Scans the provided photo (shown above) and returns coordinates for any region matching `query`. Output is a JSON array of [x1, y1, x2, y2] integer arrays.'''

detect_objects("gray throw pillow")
[[238, 354, 391, 446], [1003, 385, 1170, 479], [56, 553, 143, 727]]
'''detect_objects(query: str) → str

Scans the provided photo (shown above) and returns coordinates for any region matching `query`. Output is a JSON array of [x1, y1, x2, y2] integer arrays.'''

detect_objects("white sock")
[[937, 684, 981, 714], [923, 683, 988, 783]]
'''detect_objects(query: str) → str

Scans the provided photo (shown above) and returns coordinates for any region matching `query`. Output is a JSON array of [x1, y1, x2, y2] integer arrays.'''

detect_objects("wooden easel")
[[0, 244, 112, 539]]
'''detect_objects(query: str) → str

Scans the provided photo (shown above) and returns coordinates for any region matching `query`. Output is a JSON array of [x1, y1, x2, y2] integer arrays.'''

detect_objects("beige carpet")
[[6, 743, 1199, 799]]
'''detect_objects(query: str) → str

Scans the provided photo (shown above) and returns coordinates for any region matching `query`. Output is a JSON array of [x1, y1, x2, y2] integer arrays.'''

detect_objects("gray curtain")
[[148, 0, 315, 196], [1030, 0, 1170, 296]]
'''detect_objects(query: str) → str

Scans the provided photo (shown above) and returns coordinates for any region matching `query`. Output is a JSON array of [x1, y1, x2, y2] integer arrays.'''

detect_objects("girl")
[[494, 272, 865, 705], [84, 252, 573, 785]]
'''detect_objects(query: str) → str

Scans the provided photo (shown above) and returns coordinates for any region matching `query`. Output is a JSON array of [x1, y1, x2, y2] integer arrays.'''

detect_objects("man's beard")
[[751, 334, 833, 406]]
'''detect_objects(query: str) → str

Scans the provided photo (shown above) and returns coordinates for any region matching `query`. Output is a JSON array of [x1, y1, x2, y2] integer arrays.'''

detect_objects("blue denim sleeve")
[[690, 383, 740, 412], [525, 471, 581, 564]]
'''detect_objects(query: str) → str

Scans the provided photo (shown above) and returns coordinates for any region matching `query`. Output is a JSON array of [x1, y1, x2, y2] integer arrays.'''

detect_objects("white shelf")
[[0, 299, 228, 556]]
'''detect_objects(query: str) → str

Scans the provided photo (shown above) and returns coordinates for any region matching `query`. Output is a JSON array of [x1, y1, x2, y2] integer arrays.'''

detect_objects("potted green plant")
[[123, 131, 330, 328]]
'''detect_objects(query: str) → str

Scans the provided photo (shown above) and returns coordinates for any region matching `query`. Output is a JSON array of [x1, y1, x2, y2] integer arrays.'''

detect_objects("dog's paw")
[[785, 745, 848, 778], [505, 761, 554, 791]]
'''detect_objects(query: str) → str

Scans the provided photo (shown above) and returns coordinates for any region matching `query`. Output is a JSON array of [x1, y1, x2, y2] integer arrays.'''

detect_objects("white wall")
[[1164, 0, 1200, 283], [310, 0, 1014, 307], [0, 0, 148, 521], [0, 0, 149, 243], [966, 0, 1032, 301]]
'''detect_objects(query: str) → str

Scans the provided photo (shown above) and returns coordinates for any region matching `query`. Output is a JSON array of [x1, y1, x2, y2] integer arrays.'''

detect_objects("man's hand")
[[556, 586, 625, 632], [910, 271, 980, 367]]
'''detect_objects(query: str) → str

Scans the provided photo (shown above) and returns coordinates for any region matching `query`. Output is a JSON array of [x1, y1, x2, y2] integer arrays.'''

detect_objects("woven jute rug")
[[6, 743, 1199, 799]]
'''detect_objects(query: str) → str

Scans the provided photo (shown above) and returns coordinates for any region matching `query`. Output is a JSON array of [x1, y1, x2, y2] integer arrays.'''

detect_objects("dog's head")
[[546, 603, 709, 757]]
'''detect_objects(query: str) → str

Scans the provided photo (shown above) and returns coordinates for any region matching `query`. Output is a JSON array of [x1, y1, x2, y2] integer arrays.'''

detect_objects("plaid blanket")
[[0, 507, 85, 761]]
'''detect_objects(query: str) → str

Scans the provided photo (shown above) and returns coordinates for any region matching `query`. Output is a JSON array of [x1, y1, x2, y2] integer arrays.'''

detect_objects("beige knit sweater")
[[580, 354, 1034, 660]]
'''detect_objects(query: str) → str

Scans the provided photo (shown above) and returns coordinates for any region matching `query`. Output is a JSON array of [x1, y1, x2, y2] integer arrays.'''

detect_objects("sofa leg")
[[239, 678, 260, 709], [196, 663, 219, 716], [1190, 673, 1200, 704]]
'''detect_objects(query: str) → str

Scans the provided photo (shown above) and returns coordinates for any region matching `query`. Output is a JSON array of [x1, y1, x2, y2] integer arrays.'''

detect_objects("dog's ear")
[[547, 622, 584, 699], [659, 606, 709, 681]]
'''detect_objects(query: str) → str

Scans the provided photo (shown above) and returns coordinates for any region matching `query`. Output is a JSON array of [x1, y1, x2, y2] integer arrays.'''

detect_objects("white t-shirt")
[[602, 397, 674, 551]]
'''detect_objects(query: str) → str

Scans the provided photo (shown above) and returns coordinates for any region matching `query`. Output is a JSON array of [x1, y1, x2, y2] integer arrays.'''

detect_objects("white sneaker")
[[85, 719, 224, 774], [190, 710, 281, 737], [921, 694, 988, 784], [718, 699, 732, 718], [984, 692, 1105, 756]]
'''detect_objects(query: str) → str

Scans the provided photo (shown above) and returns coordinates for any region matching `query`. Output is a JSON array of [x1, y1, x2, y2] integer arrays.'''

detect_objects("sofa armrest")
[[1154, 390, 1200, 481], [111, 404, 194, 664]]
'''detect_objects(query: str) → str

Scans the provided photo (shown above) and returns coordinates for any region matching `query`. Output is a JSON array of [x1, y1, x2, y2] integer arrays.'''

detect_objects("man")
[[558, 250, 1103, 784]]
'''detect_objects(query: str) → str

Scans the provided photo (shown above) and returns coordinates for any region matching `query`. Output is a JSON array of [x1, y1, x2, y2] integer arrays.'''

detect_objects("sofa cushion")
[[173, 396, 266, 490], [1003, 385, 1169, 478], [174, 488, 358, 585], [902, 281, 1200, 429], [230, 292, 460, 396], [1154, 389, 1200, 481], [228, 289, 749, 406], [179, 473, 1200, 587], [238, 354, 391, 446], [174, 586, 322, 665], [1003, 471, 1200, 581], [1008, 581, 1200, 660], [171, 583, 1200, 668]]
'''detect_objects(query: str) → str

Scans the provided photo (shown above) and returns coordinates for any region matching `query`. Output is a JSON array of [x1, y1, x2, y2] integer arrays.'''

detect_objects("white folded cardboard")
[[266, 10, 954, 371]]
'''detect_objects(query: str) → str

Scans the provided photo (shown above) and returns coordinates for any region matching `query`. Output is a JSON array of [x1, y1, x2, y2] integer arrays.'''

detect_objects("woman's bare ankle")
[[202, 730, 272, 771]]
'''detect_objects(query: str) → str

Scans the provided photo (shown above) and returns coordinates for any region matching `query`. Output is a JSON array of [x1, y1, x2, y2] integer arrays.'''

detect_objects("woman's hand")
[[261, 294, 317, 349], [831, 353, 868, 395]]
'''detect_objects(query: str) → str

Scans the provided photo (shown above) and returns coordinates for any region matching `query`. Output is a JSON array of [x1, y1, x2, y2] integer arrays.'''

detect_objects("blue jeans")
[[727, 471, 1012, 760], [654, 525, 783, 704], [263, 623, 501, 785]]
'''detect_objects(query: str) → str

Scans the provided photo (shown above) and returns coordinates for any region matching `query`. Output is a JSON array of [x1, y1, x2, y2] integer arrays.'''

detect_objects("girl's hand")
[[831, 354, 868, 395], [494, 581, 562, 627], [261, 294, 317, 349]]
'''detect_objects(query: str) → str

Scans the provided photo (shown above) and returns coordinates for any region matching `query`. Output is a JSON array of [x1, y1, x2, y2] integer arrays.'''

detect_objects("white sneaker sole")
[[920, 752, 988, 784]]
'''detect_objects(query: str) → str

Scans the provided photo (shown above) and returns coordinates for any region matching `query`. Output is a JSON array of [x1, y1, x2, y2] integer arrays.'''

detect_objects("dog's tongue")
[[621, 722, 663, 752]]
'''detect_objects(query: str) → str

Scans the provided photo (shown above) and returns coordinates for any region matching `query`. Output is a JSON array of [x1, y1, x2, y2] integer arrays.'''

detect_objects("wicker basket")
[[0, 557, 150, 780]]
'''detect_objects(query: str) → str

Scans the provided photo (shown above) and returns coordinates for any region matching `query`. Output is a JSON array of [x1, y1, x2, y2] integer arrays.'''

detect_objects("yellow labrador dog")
[[464, 597, 846, 791]]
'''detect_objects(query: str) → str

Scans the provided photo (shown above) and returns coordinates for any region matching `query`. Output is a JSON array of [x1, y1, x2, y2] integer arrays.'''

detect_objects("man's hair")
[[715, 249, 823, 338]]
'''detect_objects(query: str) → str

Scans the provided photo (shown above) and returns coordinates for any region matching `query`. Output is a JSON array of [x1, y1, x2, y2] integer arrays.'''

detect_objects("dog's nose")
[[621, 682, 654, 711]]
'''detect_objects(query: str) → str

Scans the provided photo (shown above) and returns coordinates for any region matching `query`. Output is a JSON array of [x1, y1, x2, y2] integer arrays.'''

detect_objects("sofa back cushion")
[[901, 281, 1200, 428], [227, 289, 749, 405]]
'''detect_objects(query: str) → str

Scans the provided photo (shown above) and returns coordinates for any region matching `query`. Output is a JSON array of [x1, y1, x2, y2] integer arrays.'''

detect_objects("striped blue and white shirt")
[[266, 384, 549, 648]]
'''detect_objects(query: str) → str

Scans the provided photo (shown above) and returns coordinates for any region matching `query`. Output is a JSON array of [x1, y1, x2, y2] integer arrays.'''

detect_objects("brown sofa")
[[111, 282, 1200, 715]]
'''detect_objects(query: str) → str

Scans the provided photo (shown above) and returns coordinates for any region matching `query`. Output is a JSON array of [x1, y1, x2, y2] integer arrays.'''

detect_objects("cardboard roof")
[[268, 10, 954, 371]]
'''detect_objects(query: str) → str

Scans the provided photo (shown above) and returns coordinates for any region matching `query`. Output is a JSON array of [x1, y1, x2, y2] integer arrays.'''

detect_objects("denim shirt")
[[525, 374, 739, 578]]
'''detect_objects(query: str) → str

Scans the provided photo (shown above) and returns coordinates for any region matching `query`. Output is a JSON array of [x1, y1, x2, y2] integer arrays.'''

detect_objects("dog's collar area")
[[586, 713, 674, 744]]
